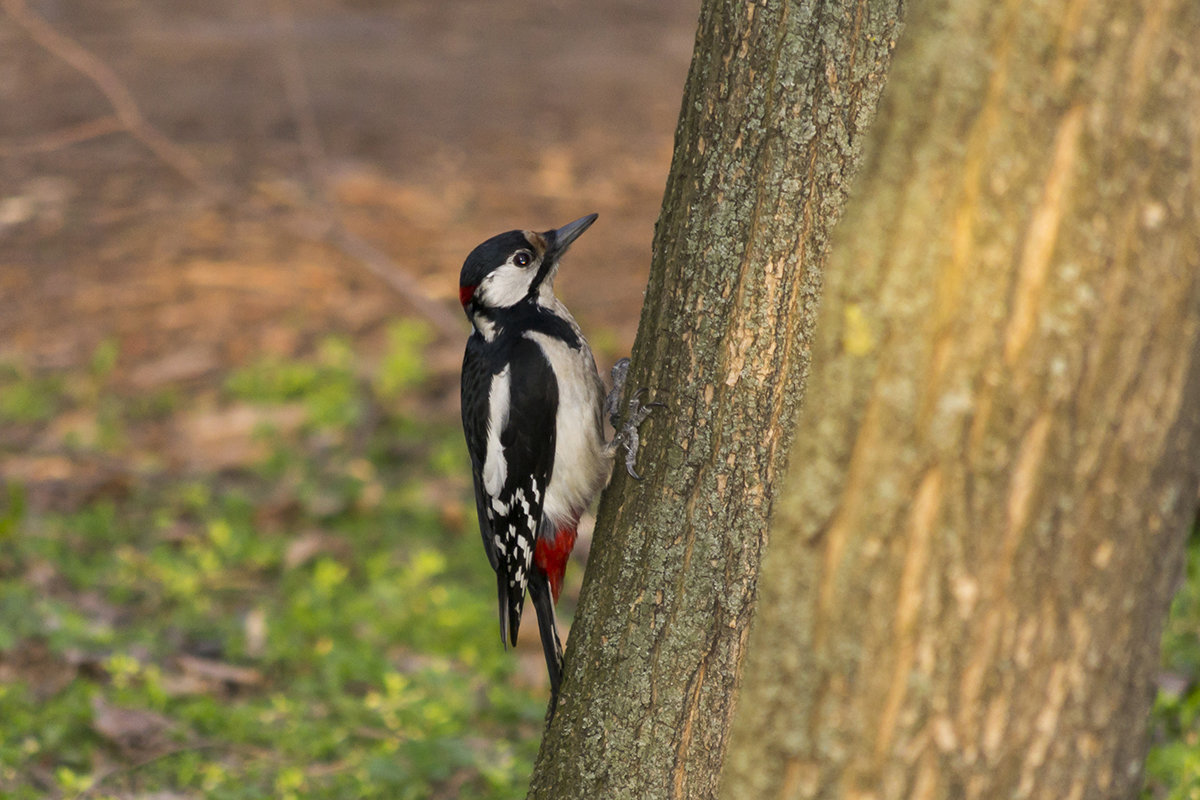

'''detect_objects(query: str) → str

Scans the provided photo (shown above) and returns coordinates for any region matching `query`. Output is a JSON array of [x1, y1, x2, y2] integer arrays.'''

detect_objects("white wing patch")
[[494, 486, 538, 598], [482, 366, 511, 497], [511, 523, 533, 588]]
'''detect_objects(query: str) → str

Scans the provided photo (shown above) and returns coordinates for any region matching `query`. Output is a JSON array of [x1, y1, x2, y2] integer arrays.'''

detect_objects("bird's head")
[[458, 213, 597, 319]]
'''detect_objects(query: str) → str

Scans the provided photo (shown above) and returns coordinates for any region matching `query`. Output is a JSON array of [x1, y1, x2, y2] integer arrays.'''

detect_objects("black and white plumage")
[[459, 213, 649, 707]]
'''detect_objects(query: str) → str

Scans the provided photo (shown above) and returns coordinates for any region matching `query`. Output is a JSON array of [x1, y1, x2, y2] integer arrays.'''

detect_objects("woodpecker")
[[458, 213, 651, 706]]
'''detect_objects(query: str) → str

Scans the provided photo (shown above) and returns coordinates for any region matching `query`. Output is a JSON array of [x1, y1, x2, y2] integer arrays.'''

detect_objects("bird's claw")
[[606, 359, 631, 428], [605, 358, 660, 479]]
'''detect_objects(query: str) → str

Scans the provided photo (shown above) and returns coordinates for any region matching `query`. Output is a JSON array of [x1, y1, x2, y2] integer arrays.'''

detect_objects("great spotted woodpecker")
[[458, 213, 651, 705]]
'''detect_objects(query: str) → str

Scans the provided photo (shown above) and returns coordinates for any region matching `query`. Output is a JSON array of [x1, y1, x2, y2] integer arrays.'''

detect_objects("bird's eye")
[[513, 251, 532, 267]]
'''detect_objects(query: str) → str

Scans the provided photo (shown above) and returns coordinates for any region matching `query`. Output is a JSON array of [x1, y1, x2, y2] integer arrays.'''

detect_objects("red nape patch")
[[459, 284, 476, 306], [534, 526, 578, 603]]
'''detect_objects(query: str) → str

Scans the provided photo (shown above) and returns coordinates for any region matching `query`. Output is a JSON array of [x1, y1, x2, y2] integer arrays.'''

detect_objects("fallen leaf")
[[284, 530, 351, 569], [129, 345, 219, 388], [91, 696, 175, 757], [175, 654, 263, 688], [243, 608, 268, 659]]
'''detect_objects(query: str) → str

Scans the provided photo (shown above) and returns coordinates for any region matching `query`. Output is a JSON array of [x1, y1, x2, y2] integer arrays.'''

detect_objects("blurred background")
[[0, 1, 697, 797], [4, 2, 1199, 798]]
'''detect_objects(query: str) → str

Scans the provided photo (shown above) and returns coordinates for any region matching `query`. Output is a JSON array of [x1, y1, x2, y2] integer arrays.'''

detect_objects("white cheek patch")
[[480, 264, 535, 308]]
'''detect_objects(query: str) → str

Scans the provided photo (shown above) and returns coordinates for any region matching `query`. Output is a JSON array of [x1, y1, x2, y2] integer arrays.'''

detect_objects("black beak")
[[547, 213, 598, 260]]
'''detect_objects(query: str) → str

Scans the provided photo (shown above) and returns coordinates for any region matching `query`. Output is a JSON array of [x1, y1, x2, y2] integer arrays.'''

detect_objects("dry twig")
[[1, 0, 215, 192], [0, 115, 123, 156], [1, 0, 464, 340], [267, 0, 331, 203], [266, 0, 464, 339]]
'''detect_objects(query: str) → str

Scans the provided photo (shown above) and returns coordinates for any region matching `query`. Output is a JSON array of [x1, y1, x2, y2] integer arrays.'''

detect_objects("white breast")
[[524, 320, 609, 530]]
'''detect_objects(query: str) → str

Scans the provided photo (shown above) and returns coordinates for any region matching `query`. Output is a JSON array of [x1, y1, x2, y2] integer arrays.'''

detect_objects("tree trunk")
[[721, 0, 1200, 797], [527, 1, 905, 797]]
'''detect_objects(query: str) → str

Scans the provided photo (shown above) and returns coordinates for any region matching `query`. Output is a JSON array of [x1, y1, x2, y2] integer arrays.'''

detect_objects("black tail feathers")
[[528, 572, 564, 711], [497, 569, 563, 717], [497, 572, 525, 649]]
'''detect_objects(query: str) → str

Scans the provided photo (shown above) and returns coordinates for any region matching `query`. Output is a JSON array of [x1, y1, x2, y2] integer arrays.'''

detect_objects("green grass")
[[0, 362, 67, 423], [2, 327, 1197, 798], [1146, 522, 1200, 799], [0, 326, 546, 799]]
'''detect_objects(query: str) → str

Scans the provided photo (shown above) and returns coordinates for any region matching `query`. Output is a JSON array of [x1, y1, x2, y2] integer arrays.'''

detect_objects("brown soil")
[[0, 0, 697, 492]]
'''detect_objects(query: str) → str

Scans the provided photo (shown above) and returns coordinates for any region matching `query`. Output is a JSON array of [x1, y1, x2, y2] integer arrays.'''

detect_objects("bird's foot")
[[605, 358, 632, 428], [605, 358, 663, 480]]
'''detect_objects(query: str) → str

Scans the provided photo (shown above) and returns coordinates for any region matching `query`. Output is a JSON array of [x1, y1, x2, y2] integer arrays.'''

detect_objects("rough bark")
[[721, 0, 1200, 798], [526, 1, 905, 798]]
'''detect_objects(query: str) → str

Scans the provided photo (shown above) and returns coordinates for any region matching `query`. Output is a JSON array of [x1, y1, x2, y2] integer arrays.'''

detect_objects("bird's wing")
[[461, 335, 497, 568], [463, 334, 558, 647]]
